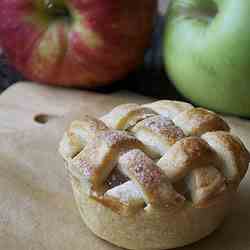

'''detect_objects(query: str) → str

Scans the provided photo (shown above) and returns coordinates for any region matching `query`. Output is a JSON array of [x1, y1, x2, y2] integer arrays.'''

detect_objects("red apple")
[[0, 0, 156, 87]]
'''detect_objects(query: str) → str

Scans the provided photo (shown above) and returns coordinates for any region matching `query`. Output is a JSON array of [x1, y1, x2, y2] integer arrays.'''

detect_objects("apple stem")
[[42, 0, 71, 21]]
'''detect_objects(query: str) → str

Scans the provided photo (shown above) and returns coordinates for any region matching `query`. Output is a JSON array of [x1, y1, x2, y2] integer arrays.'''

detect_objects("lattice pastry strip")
[[101, 103, 157, 130], [202, 131, 249, 186], [59, 101, 250, 216], [60, 116, 108, 159], [117, 149, 185, 207], [130, 115, 185, 159], [157, 137, 221, 182], [186, 166, 226, 207], [70, 129, 144, 193], [103, 181, 145, 215], [102, 101, 230, 136], [173, 107, 230, 136], [143, 100, 193, 119]]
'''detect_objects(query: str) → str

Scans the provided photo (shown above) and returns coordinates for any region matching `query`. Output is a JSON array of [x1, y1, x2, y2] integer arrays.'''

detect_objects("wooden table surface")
[[1, 81, 250, 250]]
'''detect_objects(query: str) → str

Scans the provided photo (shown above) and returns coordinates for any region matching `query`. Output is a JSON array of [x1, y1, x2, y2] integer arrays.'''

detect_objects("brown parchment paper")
[[0, 82, 250, 250]]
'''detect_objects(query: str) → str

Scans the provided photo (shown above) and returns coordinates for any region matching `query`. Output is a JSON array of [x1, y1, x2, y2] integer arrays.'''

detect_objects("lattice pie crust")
[[59, 100, 249, 250]]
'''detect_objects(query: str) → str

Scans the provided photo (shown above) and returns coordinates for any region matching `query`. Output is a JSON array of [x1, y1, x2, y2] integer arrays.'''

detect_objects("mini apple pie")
[[59, 100, 249, 250]]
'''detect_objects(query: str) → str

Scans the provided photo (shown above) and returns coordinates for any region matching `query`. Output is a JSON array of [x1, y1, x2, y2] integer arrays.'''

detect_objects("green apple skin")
[[164, 0, 250, 117]]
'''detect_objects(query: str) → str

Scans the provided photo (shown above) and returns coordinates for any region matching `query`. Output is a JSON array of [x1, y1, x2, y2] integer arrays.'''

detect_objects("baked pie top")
[[59, 101, 250, 216]]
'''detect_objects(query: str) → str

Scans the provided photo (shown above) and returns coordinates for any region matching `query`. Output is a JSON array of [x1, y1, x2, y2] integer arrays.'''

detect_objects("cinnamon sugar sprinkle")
[[120, 149, 163, 189], [99, 130, 138, 146], [134, 116, 185, 143], [77, 159, 94, 177]]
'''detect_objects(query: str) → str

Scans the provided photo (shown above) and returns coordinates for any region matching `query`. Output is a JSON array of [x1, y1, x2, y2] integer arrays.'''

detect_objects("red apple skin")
[[0, 0, 156, 87]]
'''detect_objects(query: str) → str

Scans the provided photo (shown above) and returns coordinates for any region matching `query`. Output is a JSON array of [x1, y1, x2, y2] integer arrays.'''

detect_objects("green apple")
[[164, 0, 250, 117]]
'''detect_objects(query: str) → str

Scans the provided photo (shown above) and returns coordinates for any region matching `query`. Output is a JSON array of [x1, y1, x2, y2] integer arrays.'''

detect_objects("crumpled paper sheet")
[[0, 82, 250, 250]]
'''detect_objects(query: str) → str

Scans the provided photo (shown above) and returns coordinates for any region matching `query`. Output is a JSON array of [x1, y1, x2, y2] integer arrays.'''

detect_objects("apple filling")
[[105, 168, 129, 190]]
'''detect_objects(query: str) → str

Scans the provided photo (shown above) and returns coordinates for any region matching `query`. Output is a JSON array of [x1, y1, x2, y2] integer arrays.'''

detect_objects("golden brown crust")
[[143, 100, 193, 119], [157, 137, 226, 206], [102, 181, 145, 216], [118, 149, 185, 208], [71, 115, 109, 135], [60, 102, 249, 213], [202, 131, 250, 186], [157, 137, 220, 181], [90, 193, 144, 217], [131, 116, 185, 158], [101, 103, 157, 130], [186, 166, 226, 208], [59, 99, 249, 250], [71, 176, 231, 250], [70, 130, 144, 192], [59, 116, 108, 159], [173, 108, 230, 136]]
